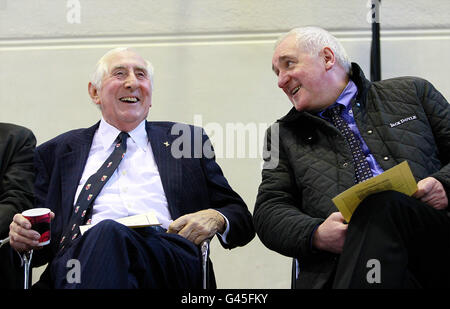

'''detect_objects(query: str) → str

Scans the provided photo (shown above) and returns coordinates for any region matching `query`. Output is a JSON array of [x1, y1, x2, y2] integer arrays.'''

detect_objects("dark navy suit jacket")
[[32, 121, 255, 273]]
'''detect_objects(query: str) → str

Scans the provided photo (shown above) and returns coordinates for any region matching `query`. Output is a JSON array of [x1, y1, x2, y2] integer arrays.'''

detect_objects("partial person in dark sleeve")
[[0, 123, 36, 288]]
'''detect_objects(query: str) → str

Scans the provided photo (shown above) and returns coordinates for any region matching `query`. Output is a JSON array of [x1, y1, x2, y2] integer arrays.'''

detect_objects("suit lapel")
[[146, 122, 182, 218]]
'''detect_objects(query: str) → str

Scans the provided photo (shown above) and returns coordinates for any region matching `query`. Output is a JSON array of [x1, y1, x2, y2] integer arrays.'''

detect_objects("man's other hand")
[[413, 177, 448, 210], [312, 212, 348, 254], [167, 209, 226, 245]]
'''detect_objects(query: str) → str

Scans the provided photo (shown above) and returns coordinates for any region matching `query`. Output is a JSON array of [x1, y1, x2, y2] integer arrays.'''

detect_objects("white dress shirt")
[[74, 118, 173, 229]]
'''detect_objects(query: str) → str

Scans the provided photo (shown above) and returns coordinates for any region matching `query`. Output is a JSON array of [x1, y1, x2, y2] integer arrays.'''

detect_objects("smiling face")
[[88, 49, 152, 132], [272, 34, 338, 112]]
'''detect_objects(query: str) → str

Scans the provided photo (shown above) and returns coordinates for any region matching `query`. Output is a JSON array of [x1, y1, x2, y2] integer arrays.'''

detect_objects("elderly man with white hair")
[[9, 47, 255, 289]]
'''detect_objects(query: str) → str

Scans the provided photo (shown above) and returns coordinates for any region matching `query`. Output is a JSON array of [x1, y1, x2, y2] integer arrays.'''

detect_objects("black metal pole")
[[370, 0, 381, 82]]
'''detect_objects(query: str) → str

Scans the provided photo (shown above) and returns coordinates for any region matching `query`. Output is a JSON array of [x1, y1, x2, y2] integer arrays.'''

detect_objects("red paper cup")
[[22, 208, 51, 246]]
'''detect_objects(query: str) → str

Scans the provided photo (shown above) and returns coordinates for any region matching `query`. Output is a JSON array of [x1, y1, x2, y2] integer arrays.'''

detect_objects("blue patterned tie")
[[328, 105, 373, 183], [59, 132, 129, 252]]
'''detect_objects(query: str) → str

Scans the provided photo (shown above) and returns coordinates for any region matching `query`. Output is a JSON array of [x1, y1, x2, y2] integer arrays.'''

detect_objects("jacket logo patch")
[[389, 115, 417, 128]]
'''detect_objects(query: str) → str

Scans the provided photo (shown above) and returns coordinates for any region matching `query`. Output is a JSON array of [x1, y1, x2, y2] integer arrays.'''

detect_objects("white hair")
[[90, 47, 154, 90], [276, 26, 351, 74]]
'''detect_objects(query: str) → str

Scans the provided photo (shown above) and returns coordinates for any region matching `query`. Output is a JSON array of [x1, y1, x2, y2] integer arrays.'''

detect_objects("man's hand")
[[312, 212, 348, 254], [9, 212, 55, 253], [413, 177, 448, 210], [167, 209, 226, 245]]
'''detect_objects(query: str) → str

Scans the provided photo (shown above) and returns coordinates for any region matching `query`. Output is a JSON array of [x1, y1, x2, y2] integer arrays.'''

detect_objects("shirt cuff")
[[215, 210, 230, 244]]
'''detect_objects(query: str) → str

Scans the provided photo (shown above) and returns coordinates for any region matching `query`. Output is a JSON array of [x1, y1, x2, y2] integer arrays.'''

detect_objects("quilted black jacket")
[[254, 63, 450, 288]]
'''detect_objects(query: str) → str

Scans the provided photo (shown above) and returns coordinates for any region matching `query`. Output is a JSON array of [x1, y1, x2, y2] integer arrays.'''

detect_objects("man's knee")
[[83, 219, 130, 243], [354, 190, 447, 233], [350, 191, 421, 228], [362, 190, 411, 206], [91, 219, 125, 231], [360, 190, 417, 214]]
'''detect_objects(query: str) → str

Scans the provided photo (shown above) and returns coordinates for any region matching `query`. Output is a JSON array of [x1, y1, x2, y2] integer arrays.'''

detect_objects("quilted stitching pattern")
[[254, 63, 450, 266]]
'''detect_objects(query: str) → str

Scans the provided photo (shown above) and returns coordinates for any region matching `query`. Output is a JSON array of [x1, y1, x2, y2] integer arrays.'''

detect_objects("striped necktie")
[[59, 131, 129, 252]]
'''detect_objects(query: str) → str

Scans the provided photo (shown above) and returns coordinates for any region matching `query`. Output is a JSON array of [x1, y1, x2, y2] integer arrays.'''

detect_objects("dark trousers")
[[333, 191, 450, 288], [48, 220, 202, 288]]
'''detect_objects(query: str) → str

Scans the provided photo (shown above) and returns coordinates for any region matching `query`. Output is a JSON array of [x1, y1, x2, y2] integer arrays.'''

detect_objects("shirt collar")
[[317, 79, 358, 118], [335, 79, 358, 109], [98, 118, 148, 152], [127, 120, 148, 152]]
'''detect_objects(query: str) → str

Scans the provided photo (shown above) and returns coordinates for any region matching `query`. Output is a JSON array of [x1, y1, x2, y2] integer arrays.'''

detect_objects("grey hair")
[[276, 26, 351, 74], [90, 47, 154, 90]]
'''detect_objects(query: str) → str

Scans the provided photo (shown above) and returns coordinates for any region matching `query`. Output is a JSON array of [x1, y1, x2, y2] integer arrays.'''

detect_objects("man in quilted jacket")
[[254, 26, 450, 288]]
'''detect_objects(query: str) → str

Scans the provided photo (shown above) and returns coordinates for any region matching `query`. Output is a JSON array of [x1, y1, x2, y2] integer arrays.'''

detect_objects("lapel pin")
[[163, 141, 170, 147]]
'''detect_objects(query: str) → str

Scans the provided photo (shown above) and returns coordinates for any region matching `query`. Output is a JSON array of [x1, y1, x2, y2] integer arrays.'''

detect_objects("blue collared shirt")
[[318, 80, 384, 177], [305, 80, 385, 258], [306, 81, 385, 259]]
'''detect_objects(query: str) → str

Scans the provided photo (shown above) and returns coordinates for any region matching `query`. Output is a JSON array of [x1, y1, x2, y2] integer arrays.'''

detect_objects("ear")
[[322, 47, 336, 71], [88, 82, 101, 105]]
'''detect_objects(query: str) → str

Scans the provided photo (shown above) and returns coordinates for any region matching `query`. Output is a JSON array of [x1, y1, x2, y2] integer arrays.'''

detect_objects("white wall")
[[1, 0, 449, 288]]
